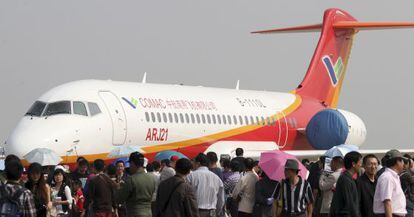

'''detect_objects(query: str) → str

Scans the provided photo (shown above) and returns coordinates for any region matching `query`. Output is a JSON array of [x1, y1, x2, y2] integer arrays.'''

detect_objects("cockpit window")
[[73, 101, 88, 116], [88, 102, 101, 116], [44, 101, 71, 116], [25, 101, 46, 117]]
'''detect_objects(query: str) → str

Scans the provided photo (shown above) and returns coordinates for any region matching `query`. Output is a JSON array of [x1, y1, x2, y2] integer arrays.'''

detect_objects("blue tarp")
[[154, 150, 188, 162], [306, 109, 349, 150]]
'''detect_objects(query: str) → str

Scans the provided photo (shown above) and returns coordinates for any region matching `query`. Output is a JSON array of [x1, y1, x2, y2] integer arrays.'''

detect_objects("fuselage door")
[[275, 111, 288, 149], [99, 91, 127, 145]]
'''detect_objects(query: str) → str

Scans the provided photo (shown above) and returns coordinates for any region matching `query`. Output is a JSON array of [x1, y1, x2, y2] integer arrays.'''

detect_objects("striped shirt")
[[224, 171, 241, 195], [0, 182, 37, 217], [275, 176, 313, 214]]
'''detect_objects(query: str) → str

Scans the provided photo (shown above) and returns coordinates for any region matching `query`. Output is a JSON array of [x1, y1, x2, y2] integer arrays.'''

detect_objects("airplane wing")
[[285, 149, 414, 160], [208, 140, 414, 161]]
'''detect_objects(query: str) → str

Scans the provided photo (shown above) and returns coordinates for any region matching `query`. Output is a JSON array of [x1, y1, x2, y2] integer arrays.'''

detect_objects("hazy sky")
[[1, 0, 414, 149]]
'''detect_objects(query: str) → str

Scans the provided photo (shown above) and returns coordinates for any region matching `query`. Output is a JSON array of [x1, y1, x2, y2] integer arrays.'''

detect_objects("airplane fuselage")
[[4, 79, 366, 164]]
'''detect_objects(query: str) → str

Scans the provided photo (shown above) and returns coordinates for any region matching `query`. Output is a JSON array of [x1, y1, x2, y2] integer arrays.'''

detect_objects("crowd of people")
[[0, 147, 414, 217]]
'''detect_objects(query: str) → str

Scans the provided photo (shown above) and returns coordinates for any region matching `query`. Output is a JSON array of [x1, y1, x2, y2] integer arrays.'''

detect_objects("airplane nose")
[[5, 119, 54, 159], [6, 129, 48, 159]]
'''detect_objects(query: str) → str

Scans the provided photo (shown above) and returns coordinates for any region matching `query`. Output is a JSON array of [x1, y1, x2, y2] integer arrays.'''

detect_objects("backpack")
[[0, 184, 26, 217]]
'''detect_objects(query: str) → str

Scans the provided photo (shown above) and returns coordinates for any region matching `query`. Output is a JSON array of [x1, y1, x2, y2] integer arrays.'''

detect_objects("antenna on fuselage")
[[235, 80, 240, 90], [142, 72, 147, 83]]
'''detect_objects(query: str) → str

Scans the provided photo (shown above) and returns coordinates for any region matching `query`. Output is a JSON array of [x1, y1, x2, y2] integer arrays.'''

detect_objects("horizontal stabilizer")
[[252, 21, 414, 34], [252, 24, 323, 34], [333, 21, 414, 30]]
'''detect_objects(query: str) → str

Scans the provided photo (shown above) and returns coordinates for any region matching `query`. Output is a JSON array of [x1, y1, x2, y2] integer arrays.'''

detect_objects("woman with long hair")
[[25, 162, 52, 217], [49, 168, 73, 217]]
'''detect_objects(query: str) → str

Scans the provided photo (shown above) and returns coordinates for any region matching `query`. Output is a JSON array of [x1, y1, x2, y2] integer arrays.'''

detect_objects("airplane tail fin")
[[253, 8, 414, 108]]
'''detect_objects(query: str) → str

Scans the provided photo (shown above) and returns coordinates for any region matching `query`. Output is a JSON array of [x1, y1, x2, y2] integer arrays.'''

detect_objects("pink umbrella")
[[259, 150, 308, 181]]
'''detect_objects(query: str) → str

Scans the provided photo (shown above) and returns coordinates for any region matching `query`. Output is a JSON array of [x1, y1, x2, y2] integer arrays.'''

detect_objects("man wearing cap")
[[117, 152, 156, 217], [373, 149, 407, 217], [329, 151, 362, 217], [274, 159, 314, 217]]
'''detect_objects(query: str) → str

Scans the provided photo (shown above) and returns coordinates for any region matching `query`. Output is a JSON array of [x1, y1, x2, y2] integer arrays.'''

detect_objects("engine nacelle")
[[306, 109, 367, 150]]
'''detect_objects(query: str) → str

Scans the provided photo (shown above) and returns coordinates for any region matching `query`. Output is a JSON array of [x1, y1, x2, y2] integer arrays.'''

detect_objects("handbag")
[[272, 181, 284, 217]]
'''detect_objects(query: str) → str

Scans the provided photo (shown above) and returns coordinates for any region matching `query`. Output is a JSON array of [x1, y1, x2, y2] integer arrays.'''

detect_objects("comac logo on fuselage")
[[322, 55, 343, 86], [122, 97, 138, 109]]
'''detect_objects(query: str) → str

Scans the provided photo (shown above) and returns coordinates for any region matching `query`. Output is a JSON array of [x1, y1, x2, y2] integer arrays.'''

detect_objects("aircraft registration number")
[[236, 98, 267, 108]]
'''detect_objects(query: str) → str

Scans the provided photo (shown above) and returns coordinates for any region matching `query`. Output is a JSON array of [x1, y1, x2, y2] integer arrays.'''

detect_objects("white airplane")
[[4, 8, 414, 166]]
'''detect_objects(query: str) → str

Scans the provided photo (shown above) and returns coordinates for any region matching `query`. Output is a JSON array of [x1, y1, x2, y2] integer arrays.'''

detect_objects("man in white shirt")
[[232, 158, 259, 217], [373, 149, 407, 217], [160, 159, 176, 183], [319, 156, 343, 217], [187, 153, 225, 217], [147, 162, 161, 216]]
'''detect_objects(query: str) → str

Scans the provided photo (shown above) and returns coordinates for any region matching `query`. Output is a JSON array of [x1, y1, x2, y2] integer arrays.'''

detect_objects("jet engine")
[[305, 109, 367, 150]]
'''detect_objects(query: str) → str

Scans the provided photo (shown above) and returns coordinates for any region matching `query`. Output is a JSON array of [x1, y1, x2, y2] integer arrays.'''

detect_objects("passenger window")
[[196, 114, 201, 124], [180, 113, 184, 123], [217, 115, 221, 124], [168, 113, 173, 123], [250, 116, 254, 125], [191, 114, 195, 123], [163, 113, 168, 123], [157, 112, 162, 122], [212, 115, 216, 124], [88, 102, 101, 116], [179, 113, 184, 123], [239, 116, 243, 125], [227, 115, 232, 125], [185, 113, 190, 123], [255, 116, 260, 125], [74, 101, 88, 116], [222, 115, 227, 124], [245, 116, 249, 125], [145, 112, 150, 122], [174, 113, 179, 123], [233, 115, 237, 125], [261, 117, 265, 125], [207, 115, 211, 124], [151, 112, 156, 122], [201, 114, 206, 124]]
